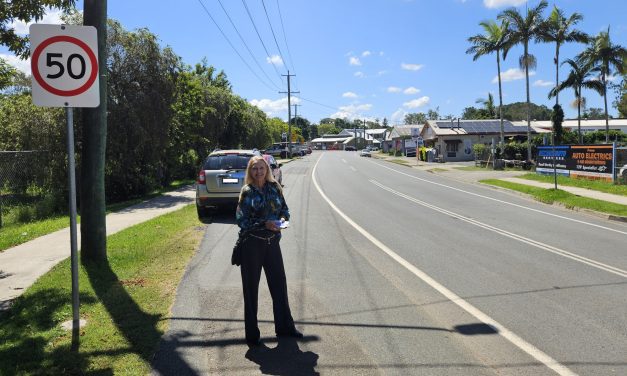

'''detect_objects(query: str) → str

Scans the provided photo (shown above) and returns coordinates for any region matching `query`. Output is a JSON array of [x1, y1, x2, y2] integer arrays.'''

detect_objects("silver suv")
[[195, 149, 260, 217]]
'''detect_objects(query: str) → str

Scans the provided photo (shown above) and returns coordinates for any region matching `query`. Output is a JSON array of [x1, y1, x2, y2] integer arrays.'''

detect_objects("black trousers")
[[240, 234, 295, 342]]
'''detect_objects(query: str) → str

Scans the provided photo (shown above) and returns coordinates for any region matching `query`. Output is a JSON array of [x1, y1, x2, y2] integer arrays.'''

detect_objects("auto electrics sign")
[[537, 144, 615, 181], [30, 24, 100, 107]]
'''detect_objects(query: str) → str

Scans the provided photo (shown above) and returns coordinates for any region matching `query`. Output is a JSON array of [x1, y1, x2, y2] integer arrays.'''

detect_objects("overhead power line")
[[195, 0, 278, 92], [261, 0, 289, 72], [241, 0, 284, 82], [275, 0, 296, 75], [214, 0, 281, 90]]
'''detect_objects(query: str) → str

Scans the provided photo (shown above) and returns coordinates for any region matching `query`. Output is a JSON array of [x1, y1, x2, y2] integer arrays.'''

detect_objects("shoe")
[[246, 338, 262, 347], [277, 329, 303, 338]]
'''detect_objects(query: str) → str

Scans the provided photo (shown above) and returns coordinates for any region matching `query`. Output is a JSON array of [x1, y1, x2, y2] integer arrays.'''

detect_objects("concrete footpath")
[[0, 186, 195, 311]]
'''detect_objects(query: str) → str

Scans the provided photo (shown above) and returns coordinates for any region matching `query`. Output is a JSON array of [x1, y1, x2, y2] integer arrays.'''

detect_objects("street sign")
[[30, 24, 100, 107]]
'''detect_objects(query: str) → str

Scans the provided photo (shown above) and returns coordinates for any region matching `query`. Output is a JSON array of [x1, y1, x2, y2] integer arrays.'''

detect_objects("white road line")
[[312, 154, 577, 376], [371, 161, 627, 236], [371, 179, 627, 279], [342, 158, 347, 163], [350, 166, 357, 172]]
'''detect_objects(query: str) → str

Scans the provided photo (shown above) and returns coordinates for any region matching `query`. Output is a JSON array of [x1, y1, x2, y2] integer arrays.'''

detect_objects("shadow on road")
[[246, 337, 320, 376]]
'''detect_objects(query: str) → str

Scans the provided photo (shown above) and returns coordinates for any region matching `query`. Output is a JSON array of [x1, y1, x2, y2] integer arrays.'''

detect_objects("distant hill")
[[502, 102, 552, 121]]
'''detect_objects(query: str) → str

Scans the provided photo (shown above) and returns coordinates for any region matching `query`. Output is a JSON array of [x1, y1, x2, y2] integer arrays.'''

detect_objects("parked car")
[[360, 149, 371, 157], [263, 154, 283, 185], [196, 149, 260, 217], [345, 146, 356, 151]]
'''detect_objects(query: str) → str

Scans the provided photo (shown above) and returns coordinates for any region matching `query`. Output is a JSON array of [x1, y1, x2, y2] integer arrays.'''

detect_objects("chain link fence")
[[0, 150, 57, 227]]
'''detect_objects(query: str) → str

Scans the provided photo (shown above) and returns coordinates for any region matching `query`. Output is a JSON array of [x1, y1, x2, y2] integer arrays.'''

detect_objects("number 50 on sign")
[[30, 24, 99, 108]]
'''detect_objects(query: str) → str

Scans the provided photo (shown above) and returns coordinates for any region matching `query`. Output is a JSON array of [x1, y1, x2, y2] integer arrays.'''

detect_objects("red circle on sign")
[[31, 35, 98, 97]]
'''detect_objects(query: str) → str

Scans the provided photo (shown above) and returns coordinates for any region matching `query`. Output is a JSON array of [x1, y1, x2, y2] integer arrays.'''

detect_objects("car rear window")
[[203, 155, 251, 170]]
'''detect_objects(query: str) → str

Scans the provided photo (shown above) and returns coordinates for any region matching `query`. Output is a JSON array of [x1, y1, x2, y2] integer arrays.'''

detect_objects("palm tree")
[[475, 93, 496, 118], [499, 0, 548, 161], [538, 6, 588, 107], [548, 59, 603, 143], [577, 27, 627, 142], [466, 20, 511, 149]]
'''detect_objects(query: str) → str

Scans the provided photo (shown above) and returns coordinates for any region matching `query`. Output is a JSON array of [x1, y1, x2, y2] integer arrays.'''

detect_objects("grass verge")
[[0, 180, 193, 252], [516, 173, 627, 196], [481, 179, 627, 217], [427, 168, 449, 173], [389, 159, 410, 166], [0, 204, 204, 374]]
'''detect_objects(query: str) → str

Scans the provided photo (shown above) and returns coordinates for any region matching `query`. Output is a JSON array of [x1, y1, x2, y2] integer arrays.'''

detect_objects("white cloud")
[[391, 108, 407, 123], [403, 96, 430, 109], [354, 71, 364, 78], [533, 80, 554, 87], [401, 63, 424, 71], [9, 9, 65, 35], [403, 86, 420, 95], [0, 53, 31, 74], [362, 50, 371, 57], [249, 97, 300, 116], [330, 103, 372, 120], [266, 55, 283, 66], [483, 0, 527, 9], [377, 70, 387, 76], [495, 68, 535, 83], [343, 91, 358, 98], [349, 57, 361, 66], [387, 86, 402, 93], [379, 51, 385, 56]]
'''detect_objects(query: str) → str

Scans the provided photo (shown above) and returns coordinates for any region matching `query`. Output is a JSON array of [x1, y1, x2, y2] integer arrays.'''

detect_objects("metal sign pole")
[[66, 107, 80, 347], [552, 133, 557, 190]]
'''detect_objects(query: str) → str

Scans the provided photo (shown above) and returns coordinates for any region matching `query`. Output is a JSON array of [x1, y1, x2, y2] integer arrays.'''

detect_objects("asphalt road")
[[152, 151, 627, 376]]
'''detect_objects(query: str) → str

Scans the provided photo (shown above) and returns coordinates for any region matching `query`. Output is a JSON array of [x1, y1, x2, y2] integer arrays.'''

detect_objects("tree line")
[[0, 18, 302, 208], [465, 0, 626, 150]]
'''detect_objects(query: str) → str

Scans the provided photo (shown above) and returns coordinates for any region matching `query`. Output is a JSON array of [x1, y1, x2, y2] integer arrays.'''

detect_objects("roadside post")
[[30, 24, 100, 349], [551, 133, 557, 190]]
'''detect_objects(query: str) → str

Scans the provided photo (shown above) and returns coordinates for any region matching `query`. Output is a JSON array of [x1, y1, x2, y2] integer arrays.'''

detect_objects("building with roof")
[[310, 128, 388, 150], [519, 119, 627, 134], [421, 119, 542, 162], [385, 125, 424, 154]]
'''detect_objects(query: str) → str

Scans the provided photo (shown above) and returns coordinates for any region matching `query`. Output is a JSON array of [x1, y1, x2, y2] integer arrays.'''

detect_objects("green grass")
[[516, 173, 627, 196], [389, 159, 410, 165], [453, 166, 488, 171], [0, 204, 204, 375], [481, 179, 627, 217], [0, 180, 193, 252]]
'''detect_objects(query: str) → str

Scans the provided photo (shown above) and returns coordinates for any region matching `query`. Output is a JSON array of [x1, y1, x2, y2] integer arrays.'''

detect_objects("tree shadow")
[[245, 337, 320, 376], [82, 259, 198, 375], [0, 288, 96, 373]]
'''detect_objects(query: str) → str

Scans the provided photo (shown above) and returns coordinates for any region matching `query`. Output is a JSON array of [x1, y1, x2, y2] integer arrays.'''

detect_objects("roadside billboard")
[[536, 144, 615, 182]]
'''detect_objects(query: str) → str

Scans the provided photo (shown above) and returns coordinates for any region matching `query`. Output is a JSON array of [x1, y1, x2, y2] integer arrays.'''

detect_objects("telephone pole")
[[280, 71, 299, 157], [293, 103, 300, 140]]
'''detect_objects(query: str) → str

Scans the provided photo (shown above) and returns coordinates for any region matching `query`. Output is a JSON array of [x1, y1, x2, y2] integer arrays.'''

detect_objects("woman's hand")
[[265, 220, 281, 232]]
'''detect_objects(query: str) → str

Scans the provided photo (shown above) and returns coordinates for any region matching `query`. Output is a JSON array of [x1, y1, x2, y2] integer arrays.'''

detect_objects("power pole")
[[81, 0, 108, 262], [280, 71, 298, 156], [293, 103, 300, 141]]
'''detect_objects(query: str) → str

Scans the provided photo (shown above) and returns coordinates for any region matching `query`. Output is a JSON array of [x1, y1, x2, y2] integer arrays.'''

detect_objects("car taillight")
[[197, 170, 206, 184]]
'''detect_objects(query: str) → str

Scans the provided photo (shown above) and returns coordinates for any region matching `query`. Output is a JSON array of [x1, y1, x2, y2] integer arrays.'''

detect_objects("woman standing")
[[236, 155, 302, 347]]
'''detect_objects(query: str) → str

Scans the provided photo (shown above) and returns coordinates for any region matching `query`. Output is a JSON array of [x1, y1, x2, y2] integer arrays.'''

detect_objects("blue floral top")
[[236, 182, 290, 234]]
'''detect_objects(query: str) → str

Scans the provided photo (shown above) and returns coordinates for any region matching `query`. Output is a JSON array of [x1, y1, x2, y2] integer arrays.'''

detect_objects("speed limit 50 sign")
[[30, 24, 100, 107]]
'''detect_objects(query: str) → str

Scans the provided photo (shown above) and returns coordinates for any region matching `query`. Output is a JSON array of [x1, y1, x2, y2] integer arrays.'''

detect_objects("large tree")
[[466, 19, 510, 148], [539, 6, 588, 107], [0, 0, 76, 58], [404, 112, 426, 124], [577, 27, 627, 142], [548, 58, 603, 143], [499, 0, 548, 160]]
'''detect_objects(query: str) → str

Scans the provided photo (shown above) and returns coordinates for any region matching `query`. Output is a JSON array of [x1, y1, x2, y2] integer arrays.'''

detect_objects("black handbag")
[[231, 233, 247, 266]]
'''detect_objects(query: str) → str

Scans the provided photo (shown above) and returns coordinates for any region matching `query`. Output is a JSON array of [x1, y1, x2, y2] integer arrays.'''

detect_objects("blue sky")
[[2, 0, 626, 124]]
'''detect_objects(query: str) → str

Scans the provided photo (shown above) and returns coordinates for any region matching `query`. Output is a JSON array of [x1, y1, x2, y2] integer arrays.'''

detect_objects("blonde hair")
[[239, 155, 282, 202]]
